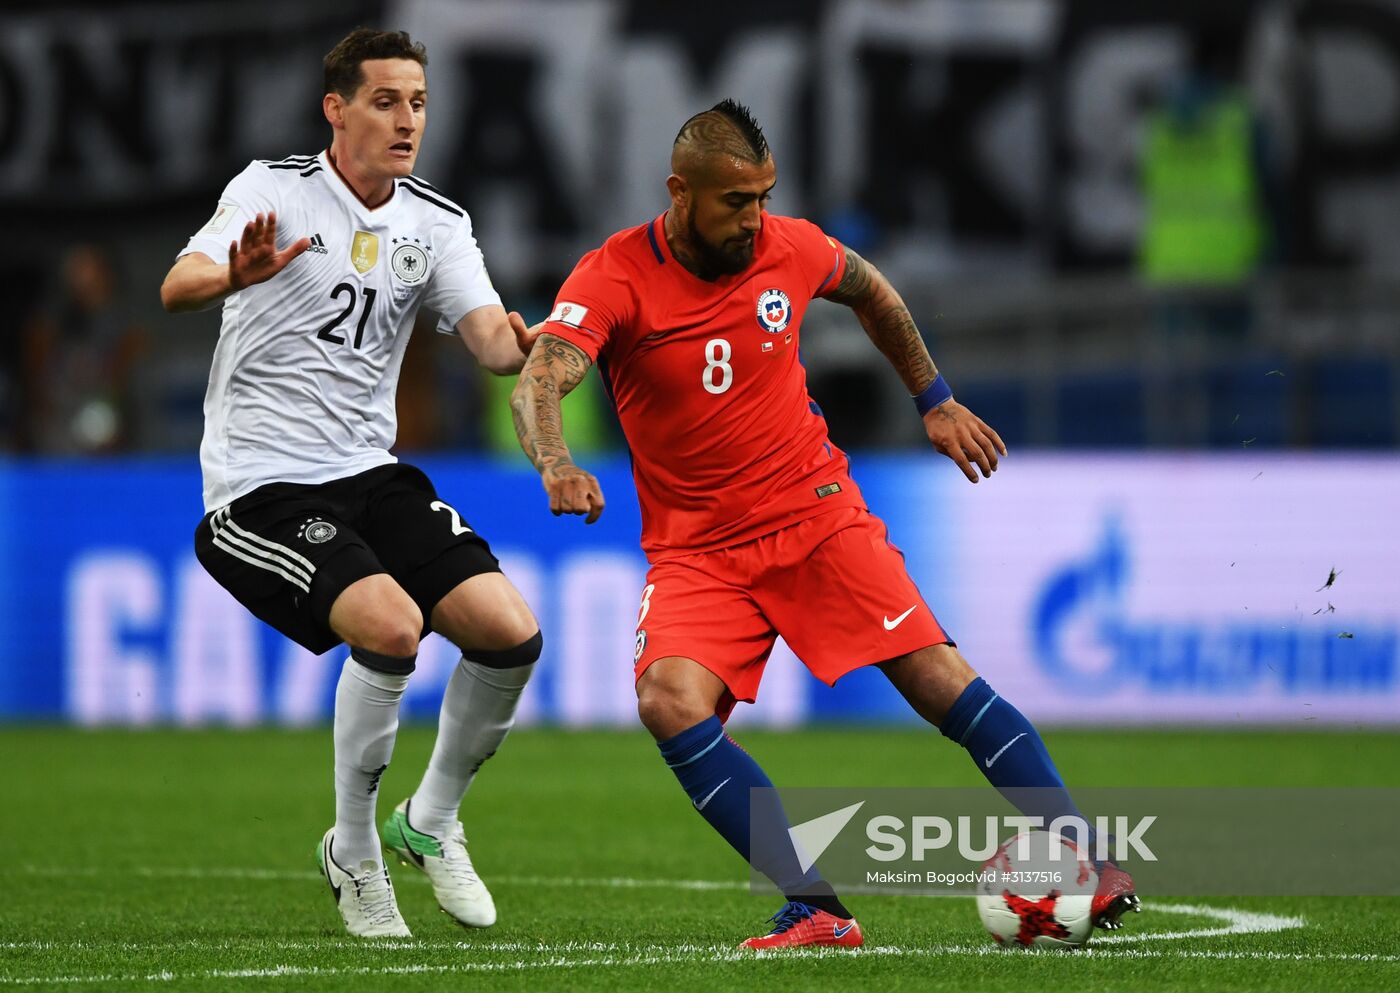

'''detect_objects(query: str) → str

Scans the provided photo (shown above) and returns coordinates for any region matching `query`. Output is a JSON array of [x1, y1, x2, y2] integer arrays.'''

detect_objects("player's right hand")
[[922, 399, 1007, 484], [228, 212, 312, 291], [542, 462, 606, 524]]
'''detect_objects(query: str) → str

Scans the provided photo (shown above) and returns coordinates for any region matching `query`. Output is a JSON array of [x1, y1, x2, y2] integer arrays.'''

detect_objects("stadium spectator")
[[1138, 36, 1273, 338], [23, 244, 147, 453]]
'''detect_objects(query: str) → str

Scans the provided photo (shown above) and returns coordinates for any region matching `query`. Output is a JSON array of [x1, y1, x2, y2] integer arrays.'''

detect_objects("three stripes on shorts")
[[208, 506, 316, 593]]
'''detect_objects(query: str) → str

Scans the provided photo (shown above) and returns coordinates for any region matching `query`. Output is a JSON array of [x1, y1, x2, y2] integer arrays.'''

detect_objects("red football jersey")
[[544, 212, 867, 559]]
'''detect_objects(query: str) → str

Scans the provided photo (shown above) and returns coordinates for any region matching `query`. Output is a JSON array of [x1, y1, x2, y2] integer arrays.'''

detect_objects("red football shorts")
[[633, 505, 952, 721]]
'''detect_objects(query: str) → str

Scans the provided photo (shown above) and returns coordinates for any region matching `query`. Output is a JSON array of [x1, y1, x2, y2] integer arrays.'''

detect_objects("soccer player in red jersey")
[[512, 100, 1140, 948]]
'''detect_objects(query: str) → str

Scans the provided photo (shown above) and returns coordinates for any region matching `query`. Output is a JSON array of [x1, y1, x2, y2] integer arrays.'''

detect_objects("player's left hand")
[[922, 400, 1007, 483], [510, 312, 543, 356]]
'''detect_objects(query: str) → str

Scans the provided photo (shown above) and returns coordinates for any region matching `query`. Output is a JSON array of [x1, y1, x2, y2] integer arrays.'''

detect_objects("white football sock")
[[333, 657, 411, 866], [409, 657, 535, 834]]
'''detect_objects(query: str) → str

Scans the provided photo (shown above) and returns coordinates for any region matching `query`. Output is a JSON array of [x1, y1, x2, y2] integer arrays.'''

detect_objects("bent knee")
[[366, 623, 421, 658], [636, 683, 716, 739], [344, 604, 423, 658], [329, 575, 423, 656]]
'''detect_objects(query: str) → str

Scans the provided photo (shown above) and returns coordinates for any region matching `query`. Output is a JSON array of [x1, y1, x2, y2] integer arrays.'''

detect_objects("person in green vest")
[[1140, 88, 1265, 287], [1138, 41, 1273, 341]]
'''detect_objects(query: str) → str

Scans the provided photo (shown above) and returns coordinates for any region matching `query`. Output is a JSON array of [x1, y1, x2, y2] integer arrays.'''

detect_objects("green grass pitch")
[[4, 726, 1398, 991]]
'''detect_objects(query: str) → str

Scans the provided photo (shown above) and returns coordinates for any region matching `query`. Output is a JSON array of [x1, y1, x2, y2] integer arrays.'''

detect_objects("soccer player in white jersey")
[[161, 29, 539, 939]]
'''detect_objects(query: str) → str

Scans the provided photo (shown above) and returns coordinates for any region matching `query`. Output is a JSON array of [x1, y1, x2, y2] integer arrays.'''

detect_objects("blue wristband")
[[913, 373, 953, 415]]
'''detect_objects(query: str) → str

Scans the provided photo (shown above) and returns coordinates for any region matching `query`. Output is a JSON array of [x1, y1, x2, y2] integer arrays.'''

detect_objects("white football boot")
[[382, 799, 497, 928], [316, 829, 412, 938]]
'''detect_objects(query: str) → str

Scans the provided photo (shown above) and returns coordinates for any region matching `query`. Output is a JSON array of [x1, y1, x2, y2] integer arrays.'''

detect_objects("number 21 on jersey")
[[316, 282, 378, 349]]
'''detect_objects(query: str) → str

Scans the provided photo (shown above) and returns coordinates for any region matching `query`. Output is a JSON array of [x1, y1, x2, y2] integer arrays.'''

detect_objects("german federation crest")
[[298, 518, 337, 544], [756, 288, 792, 333], [391, 239, 430, 285]]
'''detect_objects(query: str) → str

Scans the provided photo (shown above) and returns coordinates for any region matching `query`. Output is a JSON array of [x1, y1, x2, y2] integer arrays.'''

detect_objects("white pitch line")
[[864, 946, 1400, 963], [16, 865, 745, 889], [8, 865, 1311, 940], [4, 873, 1338, 986], [1075, 946, 1394, 957], [0, 955, 738, 988], [0, 904, 1313, 951], [17, 865, 322, 882], [498, 874, 744, 892], [0, 903, 1302, 955], [2, 943, 1394, 987], [1095, 903, 1305, 943]]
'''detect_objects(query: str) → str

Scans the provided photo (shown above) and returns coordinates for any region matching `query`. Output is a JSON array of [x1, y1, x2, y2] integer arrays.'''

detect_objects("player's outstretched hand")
[[510, 312, 544, 356], [922, 400, 1007, 483], [542, 462, 606, 524], [228, 212, 312, 291]]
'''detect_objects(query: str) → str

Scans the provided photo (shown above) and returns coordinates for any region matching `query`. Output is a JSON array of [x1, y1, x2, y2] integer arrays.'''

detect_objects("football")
[[975, 831, 1098, 949]]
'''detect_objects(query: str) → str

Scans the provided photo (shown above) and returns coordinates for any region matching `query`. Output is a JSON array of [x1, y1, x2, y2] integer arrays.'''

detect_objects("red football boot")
[[1092, 862, 1143, 930], [740, 902, 864, 950]]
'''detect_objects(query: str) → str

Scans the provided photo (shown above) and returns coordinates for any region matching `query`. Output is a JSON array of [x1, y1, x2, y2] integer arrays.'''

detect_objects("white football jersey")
[[181, 150, 501, 511]]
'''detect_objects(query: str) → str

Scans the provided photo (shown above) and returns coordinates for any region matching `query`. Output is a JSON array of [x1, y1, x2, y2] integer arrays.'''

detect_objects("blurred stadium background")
[[1, 0, 1397, 730]]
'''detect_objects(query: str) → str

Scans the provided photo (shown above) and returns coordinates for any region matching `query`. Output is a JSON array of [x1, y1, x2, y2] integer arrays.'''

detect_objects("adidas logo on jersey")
[[306, 233, 328, 255]]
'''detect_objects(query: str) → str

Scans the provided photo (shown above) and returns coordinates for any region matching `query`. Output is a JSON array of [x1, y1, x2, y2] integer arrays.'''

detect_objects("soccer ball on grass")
[[975, 830, 1097, 949]]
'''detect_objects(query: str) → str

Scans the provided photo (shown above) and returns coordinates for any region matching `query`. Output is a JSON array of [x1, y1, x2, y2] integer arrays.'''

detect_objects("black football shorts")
[[194, 463, 501, 654]]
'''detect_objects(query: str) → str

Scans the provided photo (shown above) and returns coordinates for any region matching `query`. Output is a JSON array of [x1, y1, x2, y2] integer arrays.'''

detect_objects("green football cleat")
[[382, 799, 497, 928]]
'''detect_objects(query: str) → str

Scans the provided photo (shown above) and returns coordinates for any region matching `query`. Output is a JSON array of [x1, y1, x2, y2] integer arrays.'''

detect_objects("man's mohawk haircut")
[[673, 98, 770, 163], [710, 99, 769, 160]]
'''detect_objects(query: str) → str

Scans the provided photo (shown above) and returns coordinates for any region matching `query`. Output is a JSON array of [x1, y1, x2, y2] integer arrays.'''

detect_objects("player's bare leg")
[[636, 655, 729, 739], [876, 643, 976, 724], [431, 572, 539, 651], [320, 573, 422, 938], [384, 572, 541, 928], [329, 573, 423, 655], [637, 658, 862, 949], [879, 643, 1142, 928]]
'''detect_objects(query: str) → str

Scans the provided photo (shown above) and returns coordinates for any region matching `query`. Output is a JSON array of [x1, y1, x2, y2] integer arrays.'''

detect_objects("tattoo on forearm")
[[867, 301, 937, 394], [511, 333, 594, 473], [825, 247, 937, 393]]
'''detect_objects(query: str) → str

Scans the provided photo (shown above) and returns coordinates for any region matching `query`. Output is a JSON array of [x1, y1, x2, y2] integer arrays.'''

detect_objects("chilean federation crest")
[[755, 288, 792, 333]]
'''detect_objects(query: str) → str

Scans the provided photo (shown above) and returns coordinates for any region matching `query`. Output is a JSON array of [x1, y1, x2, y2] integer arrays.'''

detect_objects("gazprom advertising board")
[[938, 455, 1398, 724], [1, 454, 1395, 726]]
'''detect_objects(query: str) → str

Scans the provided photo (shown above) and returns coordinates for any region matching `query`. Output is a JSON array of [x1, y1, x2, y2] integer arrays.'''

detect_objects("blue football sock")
[[940, 677, 1095, 848], [658, 716, 849, 915]]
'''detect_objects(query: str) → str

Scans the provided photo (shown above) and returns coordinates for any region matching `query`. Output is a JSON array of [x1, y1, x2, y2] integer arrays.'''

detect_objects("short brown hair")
[[323, 28, 427, 99]]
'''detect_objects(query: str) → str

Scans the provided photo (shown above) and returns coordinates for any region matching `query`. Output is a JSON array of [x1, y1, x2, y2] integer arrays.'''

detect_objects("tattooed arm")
[[455, 306, 542, 374], [822, 247, 1006, 483], [510, 333, 606, 523]]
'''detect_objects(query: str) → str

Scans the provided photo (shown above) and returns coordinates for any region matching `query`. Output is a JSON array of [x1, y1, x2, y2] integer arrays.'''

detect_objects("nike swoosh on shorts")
[[883, 605, 918, 630]]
